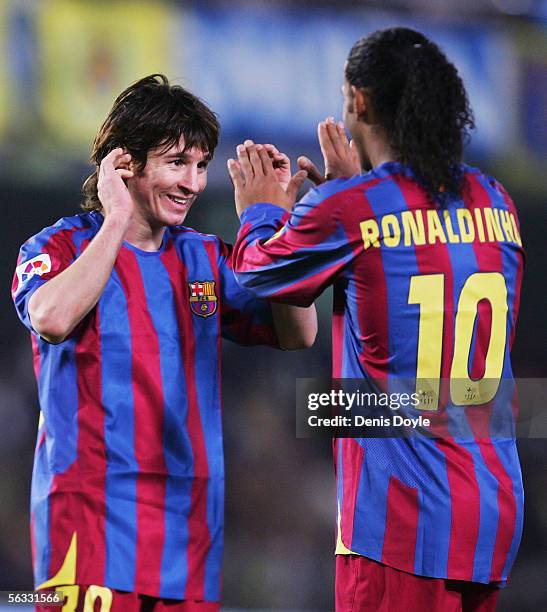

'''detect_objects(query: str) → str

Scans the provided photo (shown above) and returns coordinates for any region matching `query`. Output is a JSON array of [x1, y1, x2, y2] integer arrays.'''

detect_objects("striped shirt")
[[12, 211, 279, 601], [233, 162, 524, 584]]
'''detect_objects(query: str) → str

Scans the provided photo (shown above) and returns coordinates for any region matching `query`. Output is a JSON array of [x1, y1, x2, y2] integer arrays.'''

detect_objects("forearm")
[[28, 213, 129, 343], [272, 303, 318, 350]]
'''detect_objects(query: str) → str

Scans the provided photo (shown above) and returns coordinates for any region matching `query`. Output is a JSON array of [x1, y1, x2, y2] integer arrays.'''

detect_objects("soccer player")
[[228, 28, 524, 611], [11, 74, 316, 611]]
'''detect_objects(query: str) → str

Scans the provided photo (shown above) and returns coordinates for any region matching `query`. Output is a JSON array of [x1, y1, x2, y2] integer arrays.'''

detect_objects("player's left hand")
[[228, 143, 307, 217]]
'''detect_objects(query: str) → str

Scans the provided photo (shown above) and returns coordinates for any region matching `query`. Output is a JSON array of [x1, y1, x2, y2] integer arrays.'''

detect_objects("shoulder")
[[296, 172, 395, 226], [461, 164, 516, 208], [308, 169, 398, 203], [170, 225, 230, 256], [313, 173, 378, 198], [170, 224, 222, 245], [462, 163, 505, 193], [20, 212, 100, 254]]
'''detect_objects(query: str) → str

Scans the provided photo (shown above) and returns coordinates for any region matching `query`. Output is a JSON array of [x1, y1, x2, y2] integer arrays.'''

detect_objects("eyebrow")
[[166, 150, 212, 162]]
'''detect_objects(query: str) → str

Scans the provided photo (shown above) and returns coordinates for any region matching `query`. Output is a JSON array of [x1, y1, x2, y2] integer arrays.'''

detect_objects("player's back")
[[333, 162, 524, 583], [232, 160, 525, 582], [334, 162, 523, 385]]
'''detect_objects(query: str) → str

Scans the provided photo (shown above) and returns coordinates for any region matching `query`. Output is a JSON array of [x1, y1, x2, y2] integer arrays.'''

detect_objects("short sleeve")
[[12, 220, 78, 333]]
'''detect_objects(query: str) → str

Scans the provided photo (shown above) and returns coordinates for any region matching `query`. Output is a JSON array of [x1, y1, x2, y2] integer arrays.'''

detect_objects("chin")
[[170, 213, 189, 226], [161, 208, 190, 227]]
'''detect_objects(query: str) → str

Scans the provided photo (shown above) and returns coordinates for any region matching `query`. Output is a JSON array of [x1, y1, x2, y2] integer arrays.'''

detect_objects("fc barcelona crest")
[[188, 280, 218, 318]]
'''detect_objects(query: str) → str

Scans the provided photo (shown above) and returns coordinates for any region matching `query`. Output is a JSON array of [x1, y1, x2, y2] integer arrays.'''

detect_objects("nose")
[[177, 165, 200, 195]]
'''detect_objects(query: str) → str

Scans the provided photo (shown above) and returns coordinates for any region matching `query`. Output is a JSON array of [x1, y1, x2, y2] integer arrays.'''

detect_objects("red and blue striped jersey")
[[233, 162, 524, 584], [12, 211, 279, 601]]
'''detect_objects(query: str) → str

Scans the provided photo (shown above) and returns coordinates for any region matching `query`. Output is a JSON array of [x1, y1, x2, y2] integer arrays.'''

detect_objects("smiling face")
[[127, 137, 210, 229]]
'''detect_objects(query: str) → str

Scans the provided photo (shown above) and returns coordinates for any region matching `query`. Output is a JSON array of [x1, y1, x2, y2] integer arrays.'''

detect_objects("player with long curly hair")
[[230, 27, 524, 611]]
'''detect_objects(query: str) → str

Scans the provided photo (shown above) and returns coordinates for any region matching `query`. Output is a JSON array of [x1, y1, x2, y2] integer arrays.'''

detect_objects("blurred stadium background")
[[0, 0, 545, 610]]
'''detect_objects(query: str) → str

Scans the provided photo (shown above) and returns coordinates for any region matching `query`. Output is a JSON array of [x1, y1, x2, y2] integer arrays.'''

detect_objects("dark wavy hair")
[[345, 27, 474, 201], [82, 74, 220, 212]]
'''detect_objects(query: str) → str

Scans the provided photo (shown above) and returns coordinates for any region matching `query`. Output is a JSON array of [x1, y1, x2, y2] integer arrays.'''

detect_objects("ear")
[[351, 86, 372, 123]]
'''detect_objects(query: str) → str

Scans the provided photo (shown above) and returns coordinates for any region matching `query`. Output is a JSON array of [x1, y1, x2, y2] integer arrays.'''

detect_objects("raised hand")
[[228, 143, 307, 217], [242, 140, 293, 191], [297, 117, 361, 185], [97, 148, 135, 221]]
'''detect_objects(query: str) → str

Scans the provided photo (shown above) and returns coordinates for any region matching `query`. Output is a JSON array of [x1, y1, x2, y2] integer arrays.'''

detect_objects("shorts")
[[36, 585, 220, 612], [335, 555, 500, 612]]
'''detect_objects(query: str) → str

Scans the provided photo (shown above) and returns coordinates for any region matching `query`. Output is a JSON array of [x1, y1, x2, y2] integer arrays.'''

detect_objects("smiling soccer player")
[[12, 74, 316, 611]]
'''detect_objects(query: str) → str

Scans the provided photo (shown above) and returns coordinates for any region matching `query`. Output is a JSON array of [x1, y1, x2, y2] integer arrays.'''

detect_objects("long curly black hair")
[[346, 27, 475, 202]]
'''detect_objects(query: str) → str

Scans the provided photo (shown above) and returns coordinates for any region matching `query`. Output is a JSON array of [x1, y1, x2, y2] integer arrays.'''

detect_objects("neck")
[[361, 126, 397, 169], [124, 215, 166, 251]]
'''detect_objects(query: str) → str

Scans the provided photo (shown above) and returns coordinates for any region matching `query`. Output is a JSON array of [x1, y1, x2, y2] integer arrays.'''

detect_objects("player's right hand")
[[298, 117, 361, 185], [97, 148, 135, 222]]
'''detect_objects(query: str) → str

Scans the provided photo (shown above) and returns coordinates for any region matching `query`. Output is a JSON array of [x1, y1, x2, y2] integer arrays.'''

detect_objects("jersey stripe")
[[466, 174, 520, 581], [202, 240, 225, 600], [31, 414, 53, 585], [340, 439, 364, 550], [346, 191, 389, 380], [100, 267, 138, 591], [381, 476, 419, 573], [388, 175, 479, 579], [115, 249, 167, 595], [161, 242, 211, 601], [137, 248, 193, 598], [190, 240, 223, 601], [48, 297, 107, 586], [351, 445, 390, 557]]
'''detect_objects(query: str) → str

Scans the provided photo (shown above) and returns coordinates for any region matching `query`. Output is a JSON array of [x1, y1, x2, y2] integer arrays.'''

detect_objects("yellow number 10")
[[408, 272, 508, 410]]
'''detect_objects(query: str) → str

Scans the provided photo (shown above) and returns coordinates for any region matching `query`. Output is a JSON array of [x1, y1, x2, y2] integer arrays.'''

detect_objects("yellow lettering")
[[443, 210, 460, 243], [408, 274, 444, 410], [484, 207, 504, 242], [451, 273, 507, 405], [426, 210, 447, 244], [401, 210, 426, 246], [360, 219, 380, 249], [473, 208, 486, 242], [410, 272, 509, 411], [381, 214, 401, 247], [456, 209, 475, 243], [499, 210, 516, 243], [494, 209, 508, 242], [56, 585, 79, 612], [509, 213, 522, 246], [84, 586, 113, 612]]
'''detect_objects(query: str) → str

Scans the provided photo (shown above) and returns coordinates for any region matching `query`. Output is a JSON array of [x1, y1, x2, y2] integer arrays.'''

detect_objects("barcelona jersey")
[[12, 211, 279, 601], [233, 162, 524, 584]]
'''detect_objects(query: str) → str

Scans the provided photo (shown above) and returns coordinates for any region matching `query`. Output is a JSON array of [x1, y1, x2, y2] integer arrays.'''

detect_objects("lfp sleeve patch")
[[15, 254, 52, 291]]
